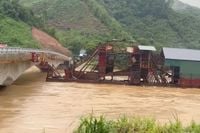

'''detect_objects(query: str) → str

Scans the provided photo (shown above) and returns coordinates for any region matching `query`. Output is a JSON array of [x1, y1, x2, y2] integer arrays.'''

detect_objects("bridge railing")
[[0, 47, 72, 61], [0, 47, 38, 54]]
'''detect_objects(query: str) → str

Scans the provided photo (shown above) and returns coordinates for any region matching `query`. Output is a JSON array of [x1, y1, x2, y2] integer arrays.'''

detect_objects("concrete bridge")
[[0, 47, 72, 86]]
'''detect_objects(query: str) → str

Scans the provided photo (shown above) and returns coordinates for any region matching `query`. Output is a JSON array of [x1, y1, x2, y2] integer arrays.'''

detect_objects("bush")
[[0, 0, 43, 27], [75, 115, 200, 133]]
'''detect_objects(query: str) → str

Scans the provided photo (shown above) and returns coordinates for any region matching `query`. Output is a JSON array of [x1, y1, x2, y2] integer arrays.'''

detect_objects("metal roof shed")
[[136, 45, 157, 80], [163, 47, 200, 61], [163, 47, 200, 87]]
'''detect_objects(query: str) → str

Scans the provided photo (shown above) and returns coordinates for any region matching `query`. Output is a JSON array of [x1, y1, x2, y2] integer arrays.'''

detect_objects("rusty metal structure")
[[46, 42, 168, 86], [46, 41, 200, 88]]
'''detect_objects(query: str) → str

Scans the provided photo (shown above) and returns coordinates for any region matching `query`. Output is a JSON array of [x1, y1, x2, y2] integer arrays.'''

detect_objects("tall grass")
[[74, 115, 200, 133]]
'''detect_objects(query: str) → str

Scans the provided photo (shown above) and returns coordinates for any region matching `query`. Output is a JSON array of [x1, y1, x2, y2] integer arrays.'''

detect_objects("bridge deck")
[[0, 47, 72, 61]]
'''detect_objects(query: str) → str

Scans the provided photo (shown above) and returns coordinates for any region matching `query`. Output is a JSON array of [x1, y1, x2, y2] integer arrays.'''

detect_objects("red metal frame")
[[46, 42, 199, 88], [31, 52, 39, 62]]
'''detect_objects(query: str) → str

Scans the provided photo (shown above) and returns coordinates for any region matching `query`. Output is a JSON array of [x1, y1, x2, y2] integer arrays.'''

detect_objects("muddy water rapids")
[[1, 67, 200, 133]]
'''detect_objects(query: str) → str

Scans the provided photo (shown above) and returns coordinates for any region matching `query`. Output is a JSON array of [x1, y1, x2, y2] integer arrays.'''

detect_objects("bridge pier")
[[0, 62, 32, 86], [0, 47, 72, 86]]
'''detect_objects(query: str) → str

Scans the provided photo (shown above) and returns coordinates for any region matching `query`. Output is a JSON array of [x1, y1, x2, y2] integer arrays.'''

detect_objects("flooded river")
[[1, 67, 200, 133]]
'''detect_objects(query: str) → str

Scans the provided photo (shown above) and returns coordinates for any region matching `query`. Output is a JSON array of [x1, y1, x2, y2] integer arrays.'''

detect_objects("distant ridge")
[[17, 0, 200, 53]]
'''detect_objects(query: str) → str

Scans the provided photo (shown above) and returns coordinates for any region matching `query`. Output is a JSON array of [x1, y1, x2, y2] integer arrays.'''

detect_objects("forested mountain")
[[2, 0, 200, 53], [98, 0, 200, 49], [0, 0, 41, 47], [173, 0, 200, 19], [19, 0, 132, 53]]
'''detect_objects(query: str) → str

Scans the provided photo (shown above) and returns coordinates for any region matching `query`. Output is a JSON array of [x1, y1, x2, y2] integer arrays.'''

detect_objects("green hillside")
[[0, 0, 40, 48], [0, 14, 39, 48], [20, 0, 107, 33], [173, 0, 200, 19], [18, 0, 200, 52], [97, 0, 200, 49], [19, 0, 132, 53]]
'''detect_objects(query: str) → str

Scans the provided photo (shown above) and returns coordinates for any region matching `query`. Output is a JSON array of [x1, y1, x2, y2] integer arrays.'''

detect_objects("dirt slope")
[[32, 27, 71, 56]]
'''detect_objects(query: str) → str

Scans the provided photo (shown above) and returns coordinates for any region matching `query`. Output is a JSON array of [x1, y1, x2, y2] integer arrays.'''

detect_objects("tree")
[[0, 0, 43, 27]]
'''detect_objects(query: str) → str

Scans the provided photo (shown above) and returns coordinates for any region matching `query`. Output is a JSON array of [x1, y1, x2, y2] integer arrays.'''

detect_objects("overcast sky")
[[179, 0, 200, 8]]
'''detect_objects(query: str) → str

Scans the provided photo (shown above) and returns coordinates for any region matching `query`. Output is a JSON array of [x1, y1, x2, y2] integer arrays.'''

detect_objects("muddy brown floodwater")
[[1, 67, 200, 133]]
